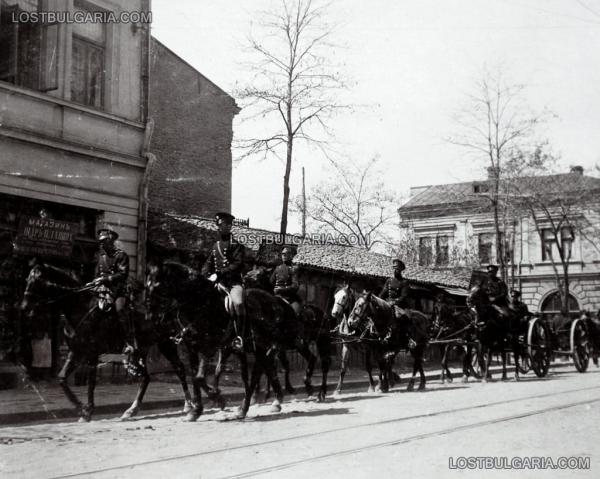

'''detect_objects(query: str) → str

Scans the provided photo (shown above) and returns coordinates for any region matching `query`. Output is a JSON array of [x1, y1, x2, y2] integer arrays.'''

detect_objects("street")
[[1, 366, 599, 479]]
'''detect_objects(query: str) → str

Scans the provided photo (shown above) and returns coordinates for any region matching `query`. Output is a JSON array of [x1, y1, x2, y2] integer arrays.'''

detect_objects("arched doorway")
[[540, 291, 580, 321]]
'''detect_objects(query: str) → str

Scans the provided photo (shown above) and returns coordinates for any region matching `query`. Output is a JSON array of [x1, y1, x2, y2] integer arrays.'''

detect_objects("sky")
[[151, 0, 600, 233]]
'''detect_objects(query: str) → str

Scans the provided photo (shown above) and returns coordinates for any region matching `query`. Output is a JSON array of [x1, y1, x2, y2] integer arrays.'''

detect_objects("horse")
[[147, 260, 291, 420], [19, 262, 192, 422], [467, 284, 521, 382], [144, 260, 232, 421], [216, 265, 334, 403], [430, 303, 480, 383], [330, 285, 379, 394], [346, 291, 430, 391]]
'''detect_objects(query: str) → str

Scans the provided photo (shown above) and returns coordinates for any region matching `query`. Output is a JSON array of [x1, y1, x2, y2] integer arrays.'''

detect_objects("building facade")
[[0, 0, 152, 281], [398, 167, 600, 318]]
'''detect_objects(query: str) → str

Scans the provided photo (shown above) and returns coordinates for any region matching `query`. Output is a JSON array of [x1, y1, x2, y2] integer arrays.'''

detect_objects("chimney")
[[570, 166, 584, 176]]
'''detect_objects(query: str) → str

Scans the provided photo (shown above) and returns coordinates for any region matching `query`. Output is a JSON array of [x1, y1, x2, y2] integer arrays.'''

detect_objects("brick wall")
[[147, 38, 239, 218]]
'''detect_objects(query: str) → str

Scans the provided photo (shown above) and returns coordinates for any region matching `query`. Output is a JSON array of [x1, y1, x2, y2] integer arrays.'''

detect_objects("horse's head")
[[347, 291, 372, 331], [331, 285, 354, 321], [20, 263, 79, 316]]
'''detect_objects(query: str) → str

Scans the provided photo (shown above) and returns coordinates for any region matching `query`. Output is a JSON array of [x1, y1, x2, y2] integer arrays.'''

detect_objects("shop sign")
[[14, 216, 78, 257]]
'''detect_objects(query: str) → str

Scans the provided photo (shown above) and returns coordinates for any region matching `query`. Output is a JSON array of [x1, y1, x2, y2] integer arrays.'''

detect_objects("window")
[[71, 0, 105, 108], [540, 291, 579, 322], [418, 236, 432, 266], [0, 0, 59, 91], [435, 235, 449, 266], [541, 227, 574, 262], [478, 233, 493, 264]]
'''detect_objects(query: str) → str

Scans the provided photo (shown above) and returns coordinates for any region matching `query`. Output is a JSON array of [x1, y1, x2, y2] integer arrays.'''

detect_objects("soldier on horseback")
[[379, 258, 410, 320], [91, 228, 135, 353], [483, 264, 509, 308], [270, 247, 302, 318], [201, 212, 246, 349]]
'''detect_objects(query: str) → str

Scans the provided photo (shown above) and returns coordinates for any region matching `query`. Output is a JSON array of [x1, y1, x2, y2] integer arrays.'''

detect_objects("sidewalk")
[[0, 360, 575, 426]]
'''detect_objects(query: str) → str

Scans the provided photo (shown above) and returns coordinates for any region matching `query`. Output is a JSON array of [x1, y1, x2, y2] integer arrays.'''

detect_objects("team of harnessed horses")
[[13, 257, 598, 423]]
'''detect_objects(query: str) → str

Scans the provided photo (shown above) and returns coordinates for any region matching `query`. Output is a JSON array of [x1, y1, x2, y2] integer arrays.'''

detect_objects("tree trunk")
[[280, 133, 293, 236]]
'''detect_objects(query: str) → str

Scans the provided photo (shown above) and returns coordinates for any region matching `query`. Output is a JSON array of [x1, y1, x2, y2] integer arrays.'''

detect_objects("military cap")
[[392, 258, 406, 271], [486, 264, 499, 272], [281, 246, 294, 254], [215, 212, 235, 224], [98, 228, 119, 241]]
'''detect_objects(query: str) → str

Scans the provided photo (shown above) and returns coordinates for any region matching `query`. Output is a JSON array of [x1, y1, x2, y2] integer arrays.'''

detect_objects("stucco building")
[[398, 167, 600, 318]]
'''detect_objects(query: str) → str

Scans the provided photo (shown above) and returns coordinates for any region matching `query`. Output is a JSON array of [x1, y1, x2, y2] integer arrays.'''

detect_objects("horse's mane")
[[38, 263, 80, 287]]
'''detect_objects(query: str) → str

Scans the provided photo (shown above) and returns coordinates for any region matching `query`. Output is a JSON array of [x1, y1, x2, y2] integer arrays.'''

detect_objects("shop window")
[[0, 0, 59, 91], [541, 227, 574, 262], [71, 0, 105, 108]]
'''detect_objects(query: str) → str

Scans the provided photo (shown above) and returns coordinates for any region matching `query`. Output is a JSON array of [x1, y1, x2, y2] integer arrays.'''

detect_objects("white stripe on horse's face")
[[331, 288, 349, 319], [348, 296, 367, 329]]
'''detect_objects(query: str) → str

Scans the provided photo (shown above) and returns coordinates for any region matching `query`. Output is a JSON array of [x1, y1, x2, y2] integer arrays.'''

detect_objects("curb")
[[0, 361, 576, 426]]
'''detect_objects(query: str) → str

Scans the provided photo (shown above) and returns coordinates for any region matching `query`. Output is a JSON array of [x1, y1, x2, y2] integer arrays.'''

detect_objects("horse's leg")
[[316, 335, 332, 402], [261, 349, 284, 413], [57, 351, 84, 415], [235, 352, 250, 418], [296, 341, 316, 397], [121, 350, 150, 420], [79, 358, 98, 423], [278, 350, 295, 395], [159, 341, 194, 412], [461, 345, 470, 383], [501, 350, 508, 380], [237, 353, 263, 419], [184, 351, 203, 422], [365, 347, 376, 393], [213, 347, 230, 393], [407, 350, 417, 392], [417, 345, 426, 390], [513, 341, 520, 382], [334, 343, 349, 395]]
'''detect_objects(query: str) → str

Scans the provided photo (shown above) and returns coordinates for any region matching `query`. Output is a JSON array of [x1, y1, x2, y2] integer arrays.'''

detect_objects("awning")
[[439, 286, 469, 297]]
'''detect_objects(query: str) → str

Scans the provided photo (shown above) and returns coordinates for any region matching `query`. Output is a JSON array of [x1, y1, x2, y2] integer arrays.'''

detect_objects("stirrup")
[[231, 336, 244, 352]]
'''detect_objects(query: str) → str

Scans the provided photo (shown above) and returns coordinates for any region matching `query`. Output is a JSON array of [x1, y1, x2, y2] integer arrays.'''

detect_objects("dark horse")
[[430, 303, 480, 383], [20, 262, 192, 422], [467, 285, 521, 382], [147, 261, 293, 420], [347, 291, 430, 391], [231, 265, 334, 402]]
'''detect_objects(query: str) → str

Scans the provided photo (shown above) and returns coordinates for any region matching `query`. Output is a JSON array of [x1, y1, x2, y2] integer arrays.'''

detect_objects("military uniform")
[[270, 259, 301, 317], [483, 276, 509, 307], [201, 213, 246, 323], [379, 276, 410, 317]]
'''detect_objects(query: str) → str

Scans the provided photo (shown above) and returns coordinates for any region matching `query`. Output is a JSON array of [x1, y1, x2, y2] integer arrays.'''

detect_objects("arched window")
[[540, 291, 580, 320]]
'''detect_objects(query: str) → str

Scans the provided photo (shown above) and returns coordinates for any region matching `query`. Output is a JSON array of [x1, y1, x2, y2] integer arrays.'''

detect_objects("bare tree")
[[297, 157, 398, 252], [447, 66, 552, 281], [512, 158, 600, 316], [236, 0, 346, 235]]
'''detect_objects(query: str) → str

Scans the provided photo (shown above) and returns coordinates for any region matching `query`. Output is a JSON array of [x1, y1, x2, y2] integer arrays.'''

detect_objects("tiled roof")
[[148, 213, 469, 289], [400, 173, 600, 211], [293, 243, 470, 288]]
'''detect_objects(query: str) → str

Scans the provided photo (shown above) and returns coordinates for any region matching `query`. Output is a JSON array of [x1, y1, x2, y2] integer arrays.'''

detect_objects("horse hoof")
[[514, 375, 520, 382], [182, 401, 193, 414], [406, 384, 414, 392], [214, 395, 227, 411], [120, 408, 137, 421], [418, 383, 426, 391], [461, 376, 468, 384], [333, 389, 341, 396], [441, 378, 446, 385], [235, 408, 247, 420], [78, 415, 91, 423], [317, 392, 326, 402], [270, 403, 282, 413], [184, 410, 201, 422], [447, 376, 453, 383]]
